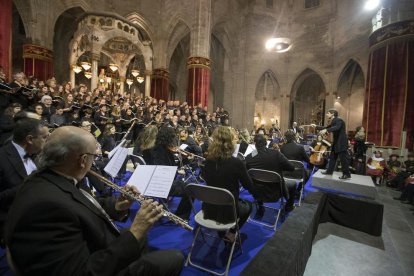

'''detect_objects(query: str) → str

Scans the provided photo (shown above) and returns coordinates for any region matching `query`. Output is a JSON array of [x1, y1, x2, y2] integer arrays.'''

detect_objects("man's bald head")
[[38, 127, 97, 179]]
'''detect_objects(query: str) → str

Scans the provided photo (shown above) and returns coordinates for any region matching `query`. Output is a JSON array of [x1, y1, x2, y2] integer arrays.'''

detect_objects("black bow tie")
[[23, 153, 35, 160]]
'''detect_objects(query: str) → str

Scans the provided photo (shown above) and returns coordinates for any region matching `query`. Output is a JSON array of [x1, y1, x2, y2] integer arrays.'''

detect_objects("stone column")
[[70, 68, 75, 86], [187, 0, 212, 107], [22, 44, 54, 81], [145, 70, 151, 98], [91, 53, 100, 90], [151, 69, 169, 101], [119, 76, 125, 95]]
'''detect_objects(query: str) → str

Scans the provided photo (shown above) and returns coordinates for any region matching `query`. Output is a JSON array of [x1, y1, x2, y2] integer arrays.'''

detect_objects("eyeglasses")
[[80, 152, 99, 158]]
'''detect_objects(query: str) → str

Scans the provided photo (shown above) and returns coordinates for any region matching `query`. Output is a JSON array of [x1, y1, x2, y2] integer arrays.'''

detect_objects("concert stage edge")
[[241, 191, 384, 276]]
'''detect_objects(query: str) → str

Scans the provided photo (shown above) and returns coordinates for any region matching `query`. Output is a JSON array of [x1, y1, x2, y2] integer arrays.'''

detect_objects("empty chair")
[[283, 160, 306, 206], [185, 184, 243, 276]]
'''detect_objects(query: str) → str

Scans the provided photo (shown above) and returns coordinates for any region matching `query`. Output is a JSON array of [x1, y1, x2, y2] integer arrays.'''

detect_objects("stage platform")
[[311, 171, 377, 199]]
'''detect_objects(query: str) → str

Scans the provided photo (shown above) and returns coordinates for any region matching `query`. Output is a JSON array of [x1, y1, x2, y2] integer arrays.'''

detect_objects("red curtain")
[[187, 67, 210, 107], [365, 41, 414, 150], [0, 0, 12, 81], [150, 71, 169, 101], [405, 41, 414, 149], [383, 43, 407, 147], [365, 47, 386, 146]]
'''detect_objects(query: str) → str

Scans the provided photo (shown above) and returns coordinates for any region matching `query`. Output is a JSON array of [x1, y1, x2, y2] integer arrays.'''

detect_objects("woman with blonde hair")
[[133, 125, 158, 164], [202, 126, 256, 242]]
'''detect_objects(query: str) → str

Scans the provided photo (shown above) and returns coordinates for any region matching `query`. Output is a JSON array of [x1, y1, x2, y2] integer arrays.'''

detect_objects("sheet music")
[[243, 144, 257, 157], [179, 143, 188, 150], [233, 144, 240, 157], [127, 165, 177, 198], [104, 147, 128, 178], [145, 166, 177, 198], [108, 140, 126, 159]]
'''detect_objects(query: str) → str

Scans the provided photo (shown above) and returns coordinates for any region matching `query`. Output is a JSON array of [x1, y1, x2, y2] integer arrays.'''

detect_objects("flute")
[[88, 170, 194, 231]]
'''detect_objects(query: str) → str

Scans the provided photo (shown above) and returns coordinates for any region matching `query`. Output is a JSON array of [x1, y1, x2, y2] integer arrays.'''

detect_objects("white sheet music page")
[[108, 140, 126, 159], [243, 144, 257, 157], [127, 165, 157, 194], [104, 147, 128, 178], [233, 144, 240, 157], [145, 166, 177, 198], [179, 143, 188, 150], [127, 165, 177, 198]]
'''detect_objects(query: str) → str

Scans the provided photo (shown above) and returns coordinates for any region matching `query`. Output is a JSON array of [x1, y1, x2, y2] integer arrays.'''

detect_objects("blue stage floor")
[[1, 172, 315, 276]]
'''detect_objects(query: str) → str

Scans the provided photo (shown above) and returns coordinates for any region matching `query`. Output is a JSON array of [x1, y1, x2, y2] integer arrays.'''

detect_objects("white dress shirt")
[[12, 141, 37, 175]]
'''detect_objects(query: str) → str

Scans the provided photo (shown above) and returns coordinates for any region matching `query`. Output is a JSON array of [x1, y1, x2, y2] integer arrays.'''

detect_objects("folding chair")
[[185, 184, 243, 276], [247, 169, 285, 231], [283, 160, 306, 206], [129, 153, 146, 168]]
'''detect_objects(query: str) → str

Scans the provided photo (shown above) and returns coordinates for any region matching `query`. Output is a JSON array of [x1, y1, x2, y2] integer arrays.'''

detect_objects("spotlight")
[[364, 0, 380, 11], [265, 38, 292, 53]]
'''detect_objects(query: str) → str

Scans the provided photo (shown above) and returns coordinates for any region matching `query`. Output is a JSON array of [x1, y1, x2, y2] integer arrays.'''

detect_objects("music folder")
[[127, 165, 177, 199]]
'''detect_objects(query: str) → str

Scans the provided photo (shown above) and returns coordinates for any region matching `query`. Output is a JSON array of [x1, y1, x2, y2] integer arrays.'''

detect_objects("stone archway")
[[169, 34, 190, 102], [53, 7, 85, 83], [254, 70, 281, 129], [336, 59, 365, 132], [291, 68, 326, 126]]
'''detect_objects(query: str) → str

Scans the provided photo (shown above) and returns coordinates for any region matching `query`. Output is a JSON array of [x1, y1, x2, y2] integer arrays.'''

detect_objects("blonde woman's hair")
[[240, 128, 251, 144], [139, 125, 158, 150], [207, 126, 235, 160]]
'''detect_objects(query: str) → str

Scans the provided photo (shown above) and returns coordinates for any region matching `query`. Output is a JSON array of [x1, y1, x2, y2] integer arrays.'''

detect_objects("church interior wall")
[[10, 0, 388, 132]]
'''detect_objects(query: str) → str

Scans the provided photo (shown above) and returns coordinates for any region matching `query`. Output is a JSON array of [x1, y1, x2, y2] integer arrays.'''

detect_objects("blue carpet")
[[0, 169, 316, 276]]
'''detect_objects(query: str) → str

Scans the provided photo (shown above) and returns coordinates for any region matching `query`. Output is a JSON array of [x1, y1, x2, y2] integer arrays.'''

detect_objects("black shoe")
[[393, 197, 404, 201], [321, 171, 333, 175], [339, 174, 351, 180]]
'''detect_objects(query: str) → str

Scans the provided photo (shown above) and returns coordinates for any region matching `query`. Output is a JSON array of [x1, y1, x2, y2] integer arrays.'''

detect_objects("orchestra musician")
[[179, 128, 203, 156], [202, 126, 256, 243], [309, 133, 331, 168], [4, 126, 184, 276], [149, 126, 193, 221]]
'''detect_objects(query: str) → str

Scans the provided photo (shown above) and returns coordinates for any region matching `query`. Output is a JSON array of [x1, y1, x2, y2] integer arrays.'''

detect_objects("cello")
[[309, 133, 331, 166]]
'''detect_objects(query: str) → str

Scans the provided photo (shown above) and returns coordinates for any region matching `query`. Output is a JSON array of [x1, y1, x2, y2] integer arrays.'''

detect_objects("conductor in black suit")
[[0, 116, 48, 242], [313, 108, 351, 179], [5, 126, 184, 276]]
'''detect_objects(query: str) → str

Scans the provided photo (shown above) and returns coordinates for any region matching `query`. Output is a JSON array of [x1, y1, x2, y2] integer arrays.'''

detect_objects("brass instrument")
[[88, 170, 194, 231]]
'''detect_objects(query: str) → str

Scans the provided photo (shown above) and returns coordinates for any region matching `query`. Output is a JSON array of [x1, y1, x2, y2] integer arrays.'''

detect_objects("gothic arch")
[[336, 59, 366, 131], [290, 68, 326, 125], [166, 17, 191, 67], [254, 70, 281, 128], [53, 6, 86, 82], [124, 12, 155, 43], [68, 14, 153, 73]]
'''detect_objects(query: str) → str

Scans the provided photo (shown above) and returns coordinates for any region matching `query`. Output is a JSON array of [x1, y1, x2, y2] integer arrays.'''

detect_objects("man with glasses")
[[5, 126, 184, 275], [0, 116, 48, 245]]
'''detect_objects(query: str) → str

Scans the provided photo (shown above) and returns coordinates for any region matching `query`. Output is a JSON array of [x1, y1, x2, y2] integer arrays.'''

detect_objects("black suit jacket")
[[0, 142, 28, 225], [318, 117, 348, 153], [5, 169, 145, 276], [280, 141, 310, 163], [245, 147, 294, 201], [202, 157, 256, 223]]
